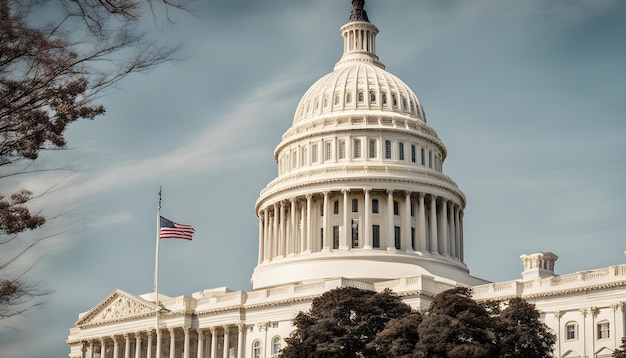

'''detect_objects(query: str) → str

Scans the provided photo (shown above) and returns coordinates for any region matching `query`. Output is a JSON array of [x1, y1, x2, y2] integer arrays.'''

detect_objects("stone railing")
[[472, 264, 626, 301]]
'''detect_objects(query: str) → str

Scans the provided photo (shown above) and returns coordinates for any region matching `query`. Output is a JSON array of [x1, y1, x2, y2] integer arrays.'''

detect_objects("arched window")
[[597, 321, 610, 339], [370, 91, 376, 103], [398, 142, 405, 160], [372, 199, 379, 214], [565, 321, 578, 340], [384, 140, 392, 159], [369, 139, 377, 158], [346, 92, 352, 103], [358, 92, 364, 102], [252, 340, 262, 358], [272, 336, 281, 356], [333, 200, 339, 215], [352, 199, 358, 213], [353, 139, 362, 159]]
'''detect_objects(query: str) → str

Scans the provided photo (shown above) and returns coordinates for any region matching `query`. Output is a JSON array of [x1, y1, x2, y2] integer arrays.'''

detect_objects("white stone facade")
[[67, 2, 626, 357]]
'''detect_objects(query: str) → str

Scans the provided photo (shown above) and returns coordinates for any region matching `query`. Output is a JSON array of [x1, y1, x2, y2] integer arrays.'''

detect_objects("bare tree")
[[0, 0, 188, 320]]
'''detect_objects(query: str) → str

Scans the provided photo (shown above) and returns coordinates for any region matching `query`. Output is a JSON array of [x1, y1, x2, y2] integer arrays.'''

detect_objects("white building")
[[67, 1, 626, 357]]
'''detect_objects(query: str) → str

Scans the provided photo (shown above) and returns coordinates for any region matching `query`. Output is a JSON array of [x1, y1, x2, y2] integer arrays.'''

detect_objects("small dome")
[[293, 62, 426, 126]]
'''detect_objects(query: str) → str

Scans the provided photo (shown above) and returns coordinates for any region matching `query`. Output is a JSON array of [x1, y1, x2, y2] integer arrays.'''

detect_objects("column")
[[429, 195, 438, 254], [459, 210, 464, 262], [447, 202, 454, 257], [100, 338, 106, 358], [147, 330, 153, 358], [363, 188, 372, 249], [272, 203, 279, 259], [305, 194, 312, 252], [237, 323, 244, 358], [89, 340, 95, 358], [404, 191, 412, 252], [113, 336, 120, 358], [418, 193, 426, 252], [440, 199, 448, 256], [300, 201, 305, 253], [222, 326, 229, 358], [196, 330, 204, 358], [135, 332, 142, 358], [454, 205, 460, 259], [322, 191, 330, 250], [210, 327, 217, 358], [169, 328, 176, 358], [124, 333, 130, 358], [279, 201, 286, 257], [263, 208, 269, 261], [341, 189, 349, 249], [289, 198, 296, 255], [387, 190, 394, 250], [156, 329, 162, 358], [257, 213, 264, 264], [183, 327, 190, 358]]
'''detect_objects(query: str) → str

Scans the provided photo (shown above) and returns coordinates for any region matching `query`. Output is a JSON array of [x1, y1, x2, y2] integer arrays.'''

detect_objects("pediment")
[[76, 289, 156, 327], [561, 350, 581, 357], [595, 346, 614, 357]]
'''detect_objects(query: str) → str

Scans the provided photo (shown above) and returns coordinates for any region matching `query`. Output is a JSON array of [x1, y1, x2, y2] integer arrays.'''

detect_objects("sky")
[[1, 0, 625, 357]]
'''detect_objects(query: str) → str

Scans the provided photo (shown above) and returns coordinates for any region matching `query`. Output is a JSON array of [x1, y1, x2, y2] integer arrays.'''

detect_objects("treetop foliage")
[[280, 286, 556, 358]]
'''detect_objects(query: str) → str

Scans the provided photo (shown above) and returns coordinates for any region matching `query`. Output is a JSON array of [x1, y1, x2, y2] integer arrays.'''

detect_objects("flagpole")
[[154, 188, 162, 358]]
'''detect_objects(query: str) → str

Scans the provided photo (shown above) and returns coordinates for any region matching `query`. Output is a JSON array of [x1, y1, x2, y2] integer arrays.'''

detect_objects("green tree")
[[0, 0, 185, 320], [415, 287, 497, 358], [496, 297, 555, 358], [367, 310, 422, 358], [279, 287, 412, 358]]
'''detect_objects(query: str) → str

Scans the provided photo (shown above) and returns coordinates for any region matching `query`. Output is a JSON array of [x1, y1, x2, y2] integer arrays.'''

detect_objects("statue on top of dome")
[[348, 0, 369, 23]]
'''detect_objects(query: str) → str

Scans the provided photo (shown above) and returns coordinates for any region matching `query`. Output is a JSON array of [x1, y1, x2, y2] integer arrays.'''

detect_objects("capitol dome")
[[252, 0, 483, 290]]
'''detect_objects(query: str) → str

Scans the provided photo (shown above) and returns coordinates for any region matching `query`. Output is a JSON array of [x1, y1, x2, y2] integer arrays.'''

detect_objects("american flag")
[[159, 216, 195, 240]]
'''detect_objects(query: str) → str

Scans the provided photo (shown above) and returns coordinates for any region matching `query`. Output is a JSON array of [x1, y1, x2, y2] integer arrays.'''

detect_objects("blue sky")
[[1, 1, 625, 357]]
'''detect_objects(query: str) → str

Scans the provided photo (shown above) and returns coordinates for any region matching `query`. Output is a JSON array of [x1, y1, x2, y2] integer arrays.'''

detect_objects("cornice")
[[521, 280, 626, 300]]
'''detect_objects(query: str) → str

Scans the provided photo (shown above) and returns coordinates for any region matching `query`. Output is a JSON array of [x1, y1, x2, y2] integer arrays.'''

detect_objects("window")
[[369, 139, 377, 158], [325, 142, 332, 161], [398, 142, 405, 160], [333, 226, 339, 249], [411, 227, 415, 249], [339, 140, 346, 159], [358, 92, 364, 102], [372, 199, 379, 214], [429, 150, 433, 168], [320, 203, 324, 216], [353, 139, 362, 159], [370, 91, 376, 103], [372, 225, 380, 248], [302, 146, 308, 165], [566, 322, 577, 340], [312, 143, 318, 163], [334, 94, 340, 105], [320, 228, 324, 248], [333, 200, 339, 215], [393, 201, 399, 215], [597, 321, 610, 339], [394, 226, 401, 249], [252, 340, 262, 358], [411, 145, 416, 163], [351, 219, 359, 248], [346, 92, 352, 103], [292, 149, 297, 168], [410, 202, 415, 216], [392, 94, 397, 107], [382, 93, 387, 105], [272, 337, 281, 356], [385, 140, 392, 159], [352, 199, 358, 213], [421, 148, 425, 165]]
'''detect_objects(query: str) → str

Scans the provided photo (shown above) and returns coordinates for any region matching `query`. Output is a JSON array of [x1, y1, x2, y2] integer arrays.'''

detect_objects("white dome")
[[293, 62, 426, 128]]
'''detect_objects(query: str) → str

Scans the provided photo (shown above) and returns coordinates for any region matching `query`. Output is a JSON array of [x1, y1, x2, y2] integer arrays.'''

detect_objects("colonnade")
[[257, 189, 464, 264], [79, 325, 244, 358]]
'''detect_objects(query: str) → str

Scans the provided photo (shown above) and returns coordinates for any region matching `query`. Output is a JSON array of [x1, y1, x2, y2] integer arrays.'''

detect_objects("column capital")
[[146, 329, 153, 338], [386, 189, 394, 195], [404, 190, 411, 197], [238, 321, 245, 331], [418, 192, 425, 199], [363, 187, 372, 194], [553, 310, 563, 319], [168, 327, 176, 335], [341, 188, 350, 194], [579, 308, 588, 317], [197, 328, 204, 338], [290, 197, 296, 203], [222, 325, 230, 331], [123, 332, 129, 339], [209, 326, 217, 335], [305, 193, 313, 200]]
